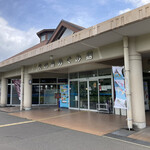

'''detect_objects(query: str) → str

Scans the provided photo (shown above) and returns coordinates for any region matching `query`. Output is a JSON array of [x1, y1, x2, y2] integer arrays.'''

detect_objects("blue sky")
[[0, 0, 150, 61]]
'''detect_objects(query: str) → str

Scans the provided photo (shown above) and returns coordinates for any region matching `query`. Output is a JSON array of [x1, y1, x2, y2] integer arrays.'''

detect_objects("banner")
[[12, 79, 21, 101], [112, 66, 127, 109], [59, 84, 69, 108]]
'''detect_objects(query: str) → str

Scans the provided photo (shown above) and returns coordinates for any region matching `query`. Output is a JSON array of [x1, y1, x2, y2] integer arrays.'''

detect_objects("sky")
[[0, 0, 150, 62]]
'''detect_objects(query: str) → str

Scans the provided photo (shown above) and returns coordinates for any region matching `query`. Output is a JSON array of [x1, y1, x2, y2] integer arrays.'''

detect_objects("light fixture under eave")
[[49, 55, 53, 60]]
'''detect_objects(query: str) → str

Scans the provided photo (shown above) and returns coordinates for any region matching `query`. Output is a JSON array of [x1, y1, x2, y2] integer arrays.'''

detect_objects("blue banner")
[[59, 84, 69, 108]]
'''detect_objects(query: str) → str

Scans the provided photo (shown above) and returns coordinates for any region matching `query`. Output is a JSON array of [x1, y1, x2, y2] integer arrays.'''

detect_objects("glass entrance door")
[[99, 78, 112, 111], [70, 81, 78, 108], [79, 81, 88, 109], [89, 80, 98, 110], [69, 77, 112, 111]]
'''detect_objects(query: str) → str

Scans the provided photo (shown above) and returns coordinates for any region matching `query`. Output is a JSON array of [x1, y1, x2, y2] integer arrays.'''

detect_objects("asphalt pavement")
[[0, 111, 149, 150]]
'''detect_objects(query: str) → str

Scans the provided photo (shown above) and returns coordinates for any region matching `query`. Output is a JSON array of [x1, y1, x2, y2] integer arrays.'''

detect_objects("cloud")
[[69, 11, 95, 28], [125, 0, 150, 7], [0, 17, 39, 62], [119, 8, 131, 14], [51, 4, 69, 14], [68, 5, 98, 28]]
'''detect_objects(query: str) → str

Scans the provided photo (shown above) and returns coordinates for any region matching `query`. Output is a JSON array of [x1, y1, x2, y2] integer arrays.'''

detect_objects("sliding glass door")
[[79, 81, 88, 109], [69, 77, 112, 111], [89, 80, 98, 110], [70, 81, 78, 108]]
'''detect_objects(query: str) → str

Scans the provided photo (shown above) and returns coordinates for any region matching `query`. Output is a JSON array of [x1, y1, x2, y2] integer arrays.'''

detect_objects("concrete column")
[[24, 73, 32, 110], [129, 37, 146, 129], [0, 77, 7, 106]]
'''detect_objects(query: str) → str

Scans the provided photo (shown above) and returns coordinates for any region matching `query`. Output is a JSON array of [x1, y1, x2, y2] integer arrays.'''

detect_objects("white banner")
[[112, 66, 127, 109], [12, 79, 21, 101]]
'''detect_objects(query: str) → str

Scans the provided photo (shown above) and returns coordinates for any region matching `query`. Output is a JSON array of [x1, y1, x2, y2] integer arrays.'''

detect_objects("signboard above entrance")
[[31, 50, 94, 73]]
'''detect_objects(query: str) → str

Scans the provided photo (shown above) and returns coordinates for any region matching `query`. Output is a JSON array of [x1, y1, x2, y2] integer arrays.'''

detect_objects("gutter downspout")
[[123, 37, 133, 130], [20, 66, 24, 111]]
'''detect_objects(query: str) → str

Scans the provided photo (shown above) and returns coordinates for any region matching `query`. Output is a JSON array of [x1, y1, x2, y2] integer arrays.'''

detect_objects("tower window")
[[41, 35, 46, 41]]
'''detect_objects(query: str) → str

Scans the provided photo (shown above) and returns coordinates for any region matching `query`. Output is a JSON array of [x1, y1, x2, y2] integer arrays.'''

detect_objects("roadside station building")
[[1, 3, 150, 129]]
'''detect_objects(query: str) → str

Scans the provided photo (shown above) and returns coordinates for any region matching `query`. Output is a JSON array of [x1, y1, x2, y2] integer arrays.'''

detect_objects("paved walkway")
[[9, 107, 126, 136], [1, 106, 150, 144]]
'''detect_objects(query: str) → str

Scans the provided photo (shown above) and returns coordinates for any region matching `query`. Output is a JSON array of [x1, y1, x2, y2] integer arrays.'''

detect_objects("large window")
[[69, 69, 111, 79], [69, 73, 78, 79], [7, 78, 67, 105], [40, 84, 57, 105], [79, 70, 97, 78], [98, 68, 111, 76], [31, 78, 67, 105]]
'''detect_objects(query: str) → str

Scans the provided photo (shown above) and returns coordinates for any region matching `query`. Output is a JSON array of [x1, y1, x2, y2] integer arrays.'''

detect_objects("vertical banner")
[[12, 79, 21, 101], [112, 66, 127, 109], [59, 84, 69, 108]]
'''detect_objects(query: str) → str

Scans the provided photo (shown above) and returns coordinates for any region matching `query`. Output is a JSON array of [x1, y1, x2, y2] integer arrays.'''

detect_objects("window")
[[40, 78, 56, 83], [69, 73, 78, 79], [58, 79, 68, 83], [79, 70, 97, 78], [47, 33, 53, 40], [98, 68, 111, 76], [41, 35, 46, 41], [32, 79, 40, 83]]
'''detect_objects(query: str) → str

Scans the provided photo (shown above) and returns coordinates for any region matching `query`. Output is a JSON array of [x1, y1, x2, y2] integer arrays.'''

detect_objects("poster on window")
[[59, 84, 69, 108], [112, 66, 127, 109], [12, 79, 21, 101]]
